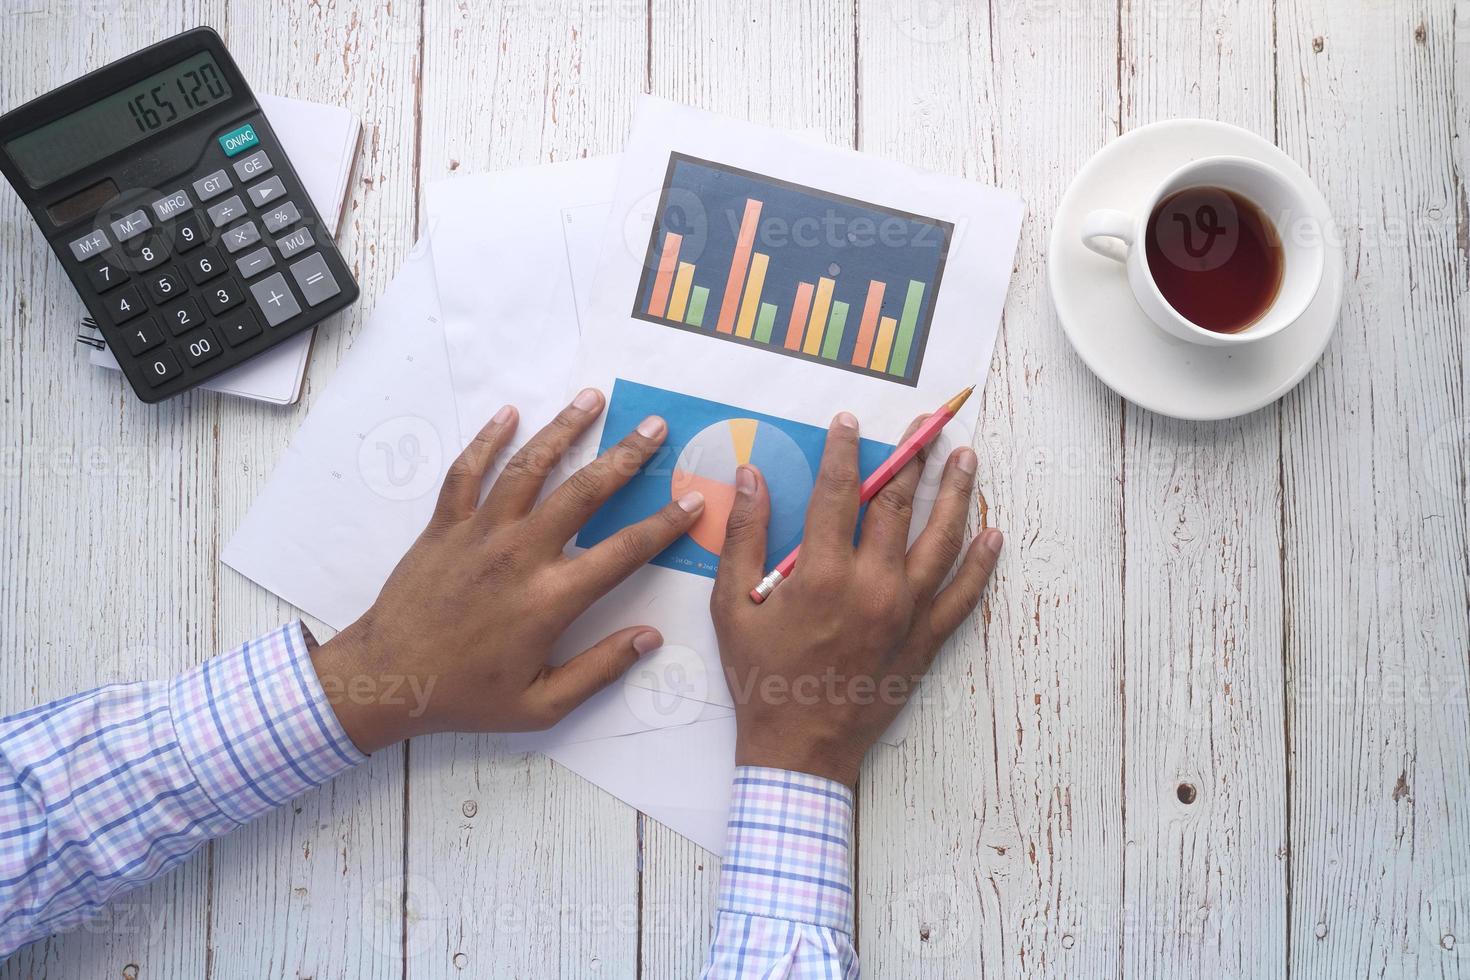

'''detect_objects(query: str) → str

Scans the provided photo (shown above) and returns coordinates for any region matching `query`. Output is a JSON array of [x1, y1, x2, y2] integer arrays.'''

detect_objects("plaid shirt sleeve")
[[0, 622, 364, 958], [702, 766, 859, 979]]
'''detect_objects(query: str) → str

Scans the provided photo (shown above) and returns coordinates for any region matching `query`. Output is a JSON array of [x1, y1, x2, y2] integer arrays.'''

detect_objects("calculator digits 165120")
[[0, 27, 358, 402]]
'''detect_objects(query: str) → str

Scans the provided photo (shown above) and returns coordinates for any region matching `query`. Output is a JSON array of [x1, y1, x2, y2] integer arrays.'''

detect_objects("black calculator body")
[[0, 27, 357, 402]]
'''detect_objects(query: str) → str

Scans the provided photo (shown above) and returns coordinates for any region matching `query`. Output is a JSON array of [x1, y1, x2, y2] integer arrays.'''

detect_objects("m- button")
[[248, 272, 302, 327]]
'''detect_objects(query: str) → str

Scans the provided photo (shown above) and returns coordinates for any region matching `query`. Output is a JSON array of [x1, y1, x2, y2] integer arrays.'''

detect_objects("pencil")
[[749, 385, 975, 603]]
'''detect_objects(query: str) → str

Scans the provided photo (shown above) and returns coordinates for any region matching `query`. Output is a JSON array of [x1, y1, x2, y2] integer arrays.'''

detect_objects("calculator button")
[[247, 175, 286, 208], [204, 277, 245, 315], [68, 228, 111, 261], [162, 296, 205, 335], [149, 189, 193, 222], [275, 227, 314, 258], [193, 169, 232, 201], [120, 315, 164, 356], [207, 195, 247, 228], [219, 308, 263, 347], [109, 209, 152, 243], [261, 201, 300, 234], [84, 256, 129, 293], [178, 327, 223, 367], [232, 148, 273, 182], [289, 253, 342, 307], [222, 221, 261, 254], [249, 272, 302, 327], [218, 123, 260, 158], [235, 246, 276, 279], [103, 284, 146, 323], [144, 267, 187, 304], [172, 212, 207, 253], [185, 247, 226, 284], [142, 348, 183, 388], [120, 235, 170, 271]]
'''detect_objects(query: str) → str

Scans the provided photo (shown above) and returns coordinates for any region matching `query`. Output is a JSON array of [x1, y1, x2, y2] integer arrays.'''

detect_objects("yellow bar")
[[735, 253, 769, 339], [802, 277, 836, 355], [667, 262, 696, 322], [870, 316, 898, 371]]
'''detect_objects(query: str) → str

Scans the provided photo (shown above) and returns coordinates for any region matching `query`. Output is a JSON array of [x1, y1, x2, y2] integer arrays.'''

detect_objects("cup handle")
[[1080, 209, 1135, 263]]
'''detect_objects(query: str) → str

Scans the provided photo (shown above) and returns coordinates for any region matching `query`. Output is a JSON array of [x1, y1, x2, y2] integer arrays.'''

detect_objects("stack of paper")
[[224, 97, 1024, 853]]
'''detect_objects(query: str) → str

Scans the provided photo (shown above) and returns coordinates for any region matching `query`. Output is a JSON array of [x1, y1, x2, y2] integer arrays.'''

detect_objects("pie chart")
[[670, 418, 814, 557]]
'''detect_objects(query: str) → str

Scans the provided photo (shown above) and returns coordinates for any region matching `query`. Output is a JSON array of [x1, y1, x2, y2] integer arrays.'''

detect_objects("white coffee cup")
[[1080, 155, 1324, 347]]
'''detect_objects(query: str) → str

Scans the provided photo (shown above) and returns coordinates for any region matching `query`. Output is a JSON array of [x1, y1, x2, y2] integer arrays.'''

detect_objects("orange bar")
[[647, 232, 683, 318], [784, 282, 815, 350], [851, 280, 886, 366], [802, 277, 835, 356], [735, 253, 769, 339], [716, 199, 764, 334], [870, 316, 898, 372]]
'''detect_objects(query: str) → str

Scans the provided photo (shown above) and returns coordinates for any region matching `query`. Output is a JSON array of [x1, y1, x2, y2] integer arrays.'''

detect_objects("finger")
[[530, 627, 663, 725], [567, 491, 706, 608], [530, 415, 668, 543], [802, 412, 862, 563], [479, 387, 603, 526], [927, 528, 1004, 639], [712, 465, 770, 607], [905, 446, 979, 597], [432, 405, 518, 524], [858, 414, 929, 561]]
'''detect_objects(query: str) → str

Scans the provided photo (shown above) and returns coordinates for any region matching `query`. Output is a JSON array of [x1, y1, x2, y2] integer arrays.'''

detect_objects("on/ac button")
[[217, 123, 259, 157]]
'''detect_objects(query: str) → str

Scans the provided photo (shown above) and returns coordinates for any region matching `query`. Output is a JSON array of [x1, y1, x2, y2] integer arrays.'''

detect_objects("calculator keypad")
[[56, 111, 357, 401]]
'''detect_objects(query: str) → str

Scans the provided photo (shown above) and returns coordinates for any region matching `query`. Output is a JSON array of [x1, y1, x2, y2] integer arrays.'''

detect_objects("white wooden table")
[[3, 2, 1467, 977]]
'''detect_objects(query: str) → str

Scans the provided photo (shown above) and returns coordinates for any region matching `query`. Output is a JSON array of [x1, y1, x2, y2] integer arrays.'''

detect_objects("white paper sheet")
[[91, 93, 360, 404], [563, 97, 1025, 731]]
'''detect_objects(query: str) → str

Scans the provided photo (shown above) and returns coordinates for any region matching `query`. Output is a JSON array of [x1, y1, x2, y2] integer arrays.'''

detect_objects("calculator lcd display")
[[3, 52, 233, 188]]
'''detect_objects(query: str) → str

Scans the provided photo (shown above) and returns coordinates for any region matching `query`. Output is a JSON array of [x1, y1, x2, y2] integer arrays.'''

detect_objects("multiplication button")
[[222, 221, 261, 254], [289, 253, 342, 307], [249, 272, 302, 326]]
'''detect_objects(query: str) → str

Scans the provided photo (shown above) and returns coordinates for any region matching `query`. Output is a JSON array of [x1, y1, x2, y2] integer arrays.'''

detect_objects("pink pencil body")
[[749, 388, 972, 603]]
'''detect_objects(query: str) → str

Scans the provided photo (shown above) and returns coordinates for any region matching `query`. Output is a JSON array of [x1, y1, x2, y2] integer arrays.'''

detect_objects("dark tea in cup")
[[1144, 186, 1284, 334]]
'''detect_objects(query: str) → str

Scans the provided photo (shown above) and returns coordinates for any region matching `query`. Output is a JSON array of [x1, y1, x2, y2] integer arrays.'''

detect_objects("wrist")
[[310, 618, 412, 755], [734, 726, 867, 787]]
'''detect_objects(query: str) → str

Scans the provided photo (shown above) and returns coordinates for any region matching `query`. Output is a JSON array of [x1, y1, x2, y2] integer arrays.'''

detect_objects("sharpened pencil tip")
[[944, 385, 975, 414]]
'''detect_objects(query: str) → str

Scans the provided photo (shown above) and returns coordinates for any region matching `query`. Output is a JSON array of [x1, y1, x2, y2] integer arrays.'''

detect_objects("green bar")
[[754, 302, 778, 344], [684, 285, 710, 327], [820, 300, 849, 360], [888, 280, 925, 376]]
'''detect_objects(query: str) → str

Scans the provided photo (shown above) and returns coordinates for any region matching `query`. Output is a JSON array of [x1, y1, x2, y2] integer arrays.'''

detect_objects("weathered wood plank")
[[409, 2, 647, 976], [203, 3, 425, 978], [853, 1, 1124, 976], [1117, 2, 1288, 978], [1276, 2, 1470, 977], [0, 6, 228, 979], [643, 1, 857, 972]]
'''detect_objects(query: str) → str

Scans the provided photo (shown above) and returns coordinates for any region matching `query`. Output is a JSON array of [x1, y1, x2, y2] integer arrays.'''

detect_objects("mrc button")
[[217, 122, 259, 157]]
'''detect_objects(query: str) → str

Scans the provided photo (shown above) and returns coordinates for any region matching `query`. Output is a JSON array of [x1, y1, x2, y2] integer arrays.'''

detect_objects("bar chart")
[[632, 154, 953, 386]]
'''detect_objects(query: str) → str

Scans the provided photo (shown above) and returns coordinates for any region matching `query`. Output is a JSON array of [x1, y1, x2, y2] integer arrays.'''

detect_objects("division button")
[[249, 272, 302, 327], [288, 253, 342, 306], [206, 195, 247, 228]]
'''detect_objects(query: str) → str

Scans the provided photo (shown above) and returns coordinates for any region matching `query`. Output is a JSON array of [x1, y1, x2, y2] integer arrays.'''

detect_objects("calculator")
[[0, 27, 358, 402]]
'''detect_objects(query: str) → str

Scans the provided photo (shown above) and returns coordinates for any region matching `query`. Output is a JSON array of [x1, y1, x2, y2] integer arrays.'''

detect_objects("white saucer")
[[1048, 120, 1344, 421]]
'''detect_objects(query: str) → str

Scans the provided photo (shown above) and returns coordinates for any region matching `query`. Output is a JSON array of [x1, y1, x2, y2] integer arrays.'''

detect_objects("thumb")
[[530, 627, 662, 724], [713, 464, 770, 606]]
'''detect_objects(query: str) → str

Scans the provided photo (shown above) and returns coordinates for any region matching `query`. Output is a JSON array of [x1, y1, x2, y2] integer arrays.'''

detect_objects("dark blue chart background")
[[631, 153, 953, 386]]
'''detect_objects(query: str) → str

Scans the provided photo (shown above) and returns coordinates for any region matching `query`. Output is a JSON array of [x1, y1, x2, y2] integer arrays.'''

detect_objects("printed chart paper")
[[569, 97, 1025, 712]]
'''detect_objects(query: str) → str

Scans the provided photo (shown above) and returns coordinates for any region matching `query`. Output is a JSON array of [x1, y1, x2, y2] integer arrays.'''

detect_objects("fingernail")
[[637, 415, 665, 438], [492, 404, 514, 424], [633, 630, 663, 656], [573, 387, 601, 411], [833, 411, 857, 430], [736, 465, 757, 495], [980, 528, 1004, 554], [955, 447, 977, 474], [676, 490, 705, 513]]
